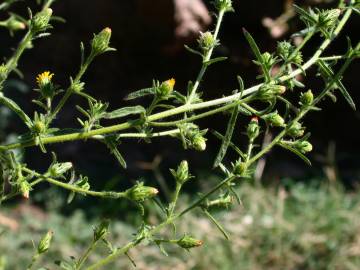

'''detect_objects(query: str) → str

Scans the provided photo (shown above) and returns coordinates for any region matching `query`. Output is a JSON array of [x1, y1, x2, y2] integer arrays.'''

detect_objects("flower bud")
[[296, 140, 313, 153], [38, 231, 53, 254], [198, 31, 218, 51], [36, 71, 55, 98], [94, 219, 110, 241], [19, 180, 31, 199], [48, 162, 73, 178], [214, 0, 234, 12], [318, 9, 340, 29], [192, 134, 206, 151], [170, 160, 190, 184], [206, 194, 233, 209], [233, 160, 246, 176], [91, 27, 112, 55], [300, 90, 314, 106], [0, 64, 8, 83], [30, 8, 52, 33], [6, 16, 26, 32], [287, 122, 304, 138], [32, 120, 46, 134], [247, 116, 260, 140], [264, 112, 285, 127], [177, 235, 203, 249], [157, 78, 175, 98], [70, 81, 85, 93], [125, 182, 158, 203]]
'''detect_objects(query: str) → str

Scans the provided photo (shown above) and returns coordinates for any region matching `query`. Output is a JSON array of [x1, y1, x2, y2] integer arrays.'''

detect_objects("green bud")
[[19, 180, 31, 199], [32, 120, 46, 134], [300, 90, 314, 106], [157, 78, 175, 98], [170, 160, 190, 184], [317, 9, 340, 30], [38, 231, 53, 254], [277, 41, 303, 64], [198, 31, 218, 51], [30, 8, 53, 33], [94, 220, 110, 241], [91, 27, 112, 55], [296, 140, 313, 153], [247, 117, 259, 140], [48, 162, 73, 178], [206, 194, 233, 209], [6, 16, 26, 32], [264, 112, 285, 127], [177, 235, 203, 249], [0, 64, 8, 83], [125, 182, 158, 203], [213, 0, 234, 12], [233, 160, 246, 176], [258, 84, 285, 101], [287, 122, 304, 138], [70, 81, 85, 93], [192, 134, 206, 151], [261, 52, 276, 67]]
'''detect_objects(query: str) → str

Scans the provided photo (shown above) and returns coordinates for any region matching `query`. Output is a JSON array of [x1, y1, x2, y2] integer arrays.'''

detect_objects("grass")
[[1, 180, 360, 269]]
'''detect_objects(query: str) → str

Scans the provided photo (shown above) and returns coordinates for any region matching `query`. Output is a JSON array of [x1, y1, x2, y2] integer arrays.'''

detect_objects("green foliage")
[[0, 0, 359, 269]]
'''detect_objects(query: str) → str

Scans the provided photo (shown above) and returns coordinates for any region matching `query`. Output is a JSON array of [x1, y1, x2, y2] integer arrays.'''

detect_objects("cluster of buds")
[[198, 31, 219, 52], [30, 8, 52, 33], [257, 84, 286, 101], [247, 116, 260, 141], [93, 220, 110, 241], [91, 27, 113, 56], [125, 182, 158, 203], [176, 235, 203, 250], [277, 41, 303, 64], [37, 231, 53, 254], [263, 111, 285, 127], [170, 160, 192, 185], [156, 78, 175, 99], [300, 89, 314, 107], [178, 123, 207, 151]]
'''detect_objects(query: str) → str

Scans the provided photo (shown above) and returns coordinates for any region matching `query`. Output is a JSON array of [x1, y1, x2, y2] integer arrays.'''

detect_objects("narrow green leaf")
[[243, 28, 263, 66], [104, 105, 145, 119], [124, 88, 155, 100], [184, 45, 203, 57], [213, 105, 240, 168], [203, 57, 228, 66], [0, 92, 32, 128], [212, 130, 246, 159], [203, 209, 230, 240], [278, 142, 311, 165], [318, 59, 356, 110]]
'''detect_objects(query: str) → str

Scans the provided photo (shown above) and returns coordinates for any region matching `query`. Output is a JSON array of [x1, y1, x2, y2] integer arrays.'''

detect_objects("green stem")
[[26, 253, 40, 270], [187, 9, 225, 104], [76, 240, 98, 270], [21, 167, 126, 199]]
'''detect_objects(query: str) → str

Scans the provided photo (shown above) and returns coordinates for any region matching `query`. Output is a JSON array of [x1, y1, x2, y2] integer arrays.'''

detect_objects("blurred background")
[[1, 0, 360, 269]]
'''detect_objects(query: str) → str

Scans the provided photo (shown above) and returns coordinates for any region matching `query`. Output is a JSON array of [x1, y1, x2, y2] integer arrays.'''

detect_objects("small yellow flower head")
[[158, 78, 175, 98], [36, 71, 54, 88]]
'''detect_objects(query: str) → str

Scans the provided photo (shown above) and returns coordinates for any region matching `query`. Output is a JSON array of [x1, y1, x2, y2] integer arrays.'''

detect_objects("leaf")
[[0, 93, 32, 128], [203, 209, 230, 240], [104, 106, 145, 119], [317, 59, 356, 110], [237, 75, 244, 97], [203, 57, 228, 66], [124, 87, 155, 100], [104, 136, 127, 169], [184, 45, 203, 57], [243, 28, 263, 67], [212, 130, 246, 159], [213, 105, 240, 168], [278, 142, 312, 165]]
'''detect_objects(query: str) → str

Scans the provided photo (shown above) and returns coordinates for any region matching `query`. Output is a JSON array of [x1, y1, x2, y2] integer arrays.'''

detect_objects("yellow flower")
[[36, 71, 54, 87], [167, 78, 175, 89]]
